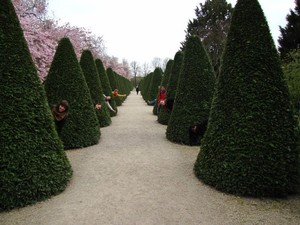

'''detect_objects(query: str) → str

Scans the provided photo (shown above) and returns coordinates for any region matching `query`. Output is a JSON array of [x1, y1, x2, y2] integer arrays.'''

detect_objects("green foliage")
[[151, 68, 164, 116], [114, 71, 129, 103], [158, 53, 183, 124], [166, 51, 184, 100], [158, 51, 184, 124], [80, 50, 111, 127], [183, 0, 233, 75], [282, 50, 300, 124], [106, 67, 117, 90], [0, 0, 72, 211], [148, 67, 163, 101], [278, 0, 300, 61], [106, 68, 123, 106], [166, 36, 215, 145], [44, 37, 100, 149], [140, 72, 153, 101], [194, 0, 300, 197], [156, 59, 173, 119], [95, 59, 117, 117]]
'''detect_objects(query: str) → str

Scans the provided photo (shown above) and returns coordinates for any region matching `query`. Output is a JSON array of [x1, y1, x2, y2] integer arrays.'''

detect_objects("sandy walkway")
[[1, 91, 300, 225]]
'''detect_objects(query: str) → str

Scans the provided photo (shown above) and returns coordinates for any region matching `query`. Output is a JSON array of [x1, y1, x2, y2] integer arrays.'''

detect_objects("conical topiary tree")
[[107, 67, 123, 106], [152, 67, 166, 116], [147, 67, 163, 112], [114, 71, 128, 104], [80, 50, 111, 127], [44, 37, 100, 149], [141, 72, 153, 101], [166, 35, 215, 145], [157, 59, 174, 123], [158, 51, 184, 125], [153, 59, 174, 119], [95, 59, 118, 117], [194, 0, 300, 197], [0, 0, 72, 211]]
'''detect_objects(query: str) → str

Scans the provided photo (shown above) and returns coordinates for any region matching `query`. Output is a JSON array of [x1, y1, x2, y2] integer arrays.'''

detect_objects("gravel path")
[[1, 91, 300, 225]]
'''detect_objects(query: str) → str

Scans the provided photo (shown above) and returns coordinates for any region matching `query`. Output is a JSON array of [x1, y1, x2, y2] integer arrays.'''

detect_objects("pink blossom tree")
[[13, 0, 131, 80]]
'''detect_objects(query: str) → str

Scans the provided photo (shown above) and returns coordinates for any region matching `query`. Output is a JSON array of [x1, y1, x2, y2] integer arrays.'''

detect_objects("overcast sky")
[[47, 0, 295, 65]]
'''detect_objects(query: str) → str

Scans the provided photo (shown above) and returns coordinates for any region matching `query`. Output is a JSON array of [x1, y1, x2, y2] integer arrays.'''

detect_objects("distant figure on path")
[[136, 86, 139, 95]]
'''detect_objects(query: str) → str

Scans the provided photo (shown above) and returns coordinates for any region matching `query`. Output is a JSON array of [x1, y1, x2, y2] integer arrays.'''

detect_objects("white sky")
[[47, 0, 295, 65]]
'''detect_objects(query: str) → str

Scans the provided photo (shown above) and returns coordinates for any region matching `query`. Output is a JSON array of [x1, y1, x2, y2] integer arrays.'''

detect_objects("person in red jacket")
[[147, 86, 167, 114], [157, 86, 167, 114], [157, 86, 166, 105]]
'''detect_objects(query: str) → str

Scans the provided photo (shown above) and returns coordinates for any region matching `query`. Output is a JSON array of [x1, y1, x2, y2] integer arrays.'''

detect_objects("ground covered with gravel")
[[1, 91, 300, 225]]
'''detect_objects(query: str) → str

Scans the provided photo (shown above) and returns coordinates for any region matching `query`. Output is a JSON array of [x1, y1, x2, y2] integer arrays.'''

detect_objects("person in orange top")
[[112, 89, 126, 97]]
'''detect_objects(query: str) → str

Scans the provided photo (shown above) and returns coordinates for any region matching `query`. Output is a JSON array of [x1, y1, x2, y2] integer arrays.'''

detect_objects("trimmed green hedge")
[[155, 59, 174, 118], [158, 58, 176, 124], [148, 67, 163, 103], [0, 0, 72, 211], [44, 38, 100, 149], [282, 50, 300, 123], [107, 68, 123, 106], [141, 72, 153, 101], [166, 35, 215, 145], [194, 0, 300, 197], [80, 50, 111, 127], [95, 59, 118, 117], [158, 51, 184, 125], [158, 51, 183, 125]]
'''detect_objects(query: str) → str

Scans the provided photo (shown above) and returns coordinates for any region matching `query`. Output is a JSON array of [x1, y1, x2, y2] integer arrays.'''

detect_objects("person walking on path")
[[135, 86, 139, 95]]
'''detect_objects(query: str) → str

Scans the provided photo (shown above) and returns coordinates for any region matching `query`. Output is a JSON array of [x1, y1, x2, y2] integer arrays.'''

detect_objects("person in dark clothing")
[[165, 98, 174, 111], [51, 100, 69, 133], [189, 119, 208, 146], [136, 86, 139, 95]]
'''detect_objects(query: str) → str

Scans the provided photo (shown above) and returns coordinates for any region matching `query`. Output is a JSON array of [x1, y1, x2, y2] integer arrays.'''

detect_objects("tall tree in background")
[[80, 50, 111, 127], [131, 61, 141, 87], [183, 0, 233, 76], [44, 37, 100, 149], [194, 0, 300, 197], [1, 0, 72, 211], [141, 62, 151, 77], [278, 0, 300, 61], [151, 58, 163, 70]]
